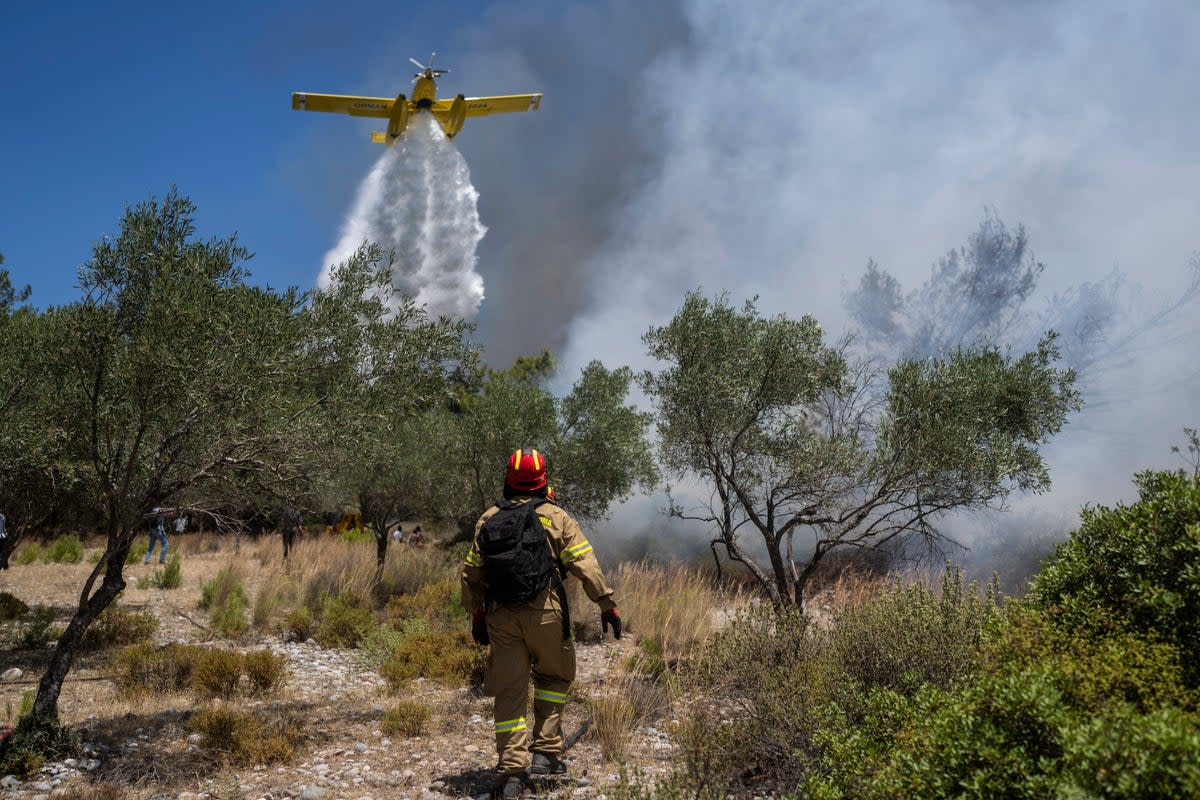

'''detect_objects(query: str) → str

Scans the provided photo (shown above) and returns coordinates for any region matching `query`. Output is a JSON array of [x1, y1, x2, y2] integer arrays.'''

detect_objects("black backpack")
[[478, 498, 571, 637]]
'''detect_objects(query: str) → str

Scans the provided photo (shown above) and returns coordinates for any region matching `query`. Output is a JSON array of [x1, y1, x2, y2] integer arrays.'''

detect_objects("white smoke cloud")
[[320, 115, 486, 320], [556, 0, 1200, 504]]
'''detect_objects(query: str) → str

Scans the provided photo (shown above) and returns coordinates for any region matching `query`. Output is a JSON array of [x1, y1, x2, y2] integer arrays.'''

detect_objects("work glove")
[[600, 608, 622, 640], [471, 610, 490, 646]]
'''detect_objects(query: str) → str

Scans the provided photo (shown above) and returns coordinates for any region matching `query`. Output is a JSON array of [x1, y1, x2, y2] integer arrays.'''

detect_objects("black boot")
[[499, 774, 524, 799], [530, 752, 566, 776]]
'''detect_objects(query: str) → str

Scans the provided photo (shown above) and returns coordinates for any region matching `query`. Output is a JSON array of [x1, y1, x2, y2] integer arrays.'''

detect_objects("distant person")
[[0, 511, 6, 540], [175, 514, 188, 534], [392, 525, 404, 545], [409, 525, 426, 547], [281, 506, 305, 560], [144, 507, 170, 565]]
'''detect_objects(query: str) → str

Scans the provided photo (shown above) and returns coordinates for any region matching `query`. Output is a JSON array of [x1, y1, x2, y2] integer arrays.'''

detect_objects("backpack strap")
[[520, 498, 572, 641]]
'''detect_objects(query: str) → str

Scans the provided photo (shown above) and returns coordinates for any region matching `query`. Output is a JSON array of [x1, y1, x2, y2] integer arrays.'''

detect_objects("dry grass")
[[608, 561, 745, 667], [250, 536, 457, 622], [586, 668, 673, 763]]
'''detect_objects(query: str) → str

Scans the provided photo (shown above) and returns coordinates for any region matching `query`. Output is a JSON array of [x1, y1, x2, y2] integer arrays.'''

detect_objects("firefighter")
[[462, 447, 622, 799]]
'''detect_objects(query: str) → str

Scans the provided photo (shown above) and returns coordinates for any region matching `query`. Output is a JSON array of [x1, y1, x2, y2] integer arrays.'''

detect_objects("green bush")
[[337, 526, 373, 544], [188, 705, 299, 764], [201, 567, 248, 637], [242, 649, 289, 695], [356, 623, 408, 670], [146, 552, 183, 589], [381, 699, 432, 737], [282, 606, 316, 642], [192, 648, 244, 699], [17, 606, 61, 650], [680, 570, 1003, 792], [1033, 469, 1200, 682], [108, 642, 204, 694], [805, 609, 1200, 799], [379, 628, 485, 689], [41, 535, 83, 564], [199, 565, 242, 611], [0, 591, 29, 622], [15, 542, 41, 565], [314, 594, 375, 648], [83, 607, 159, 651]]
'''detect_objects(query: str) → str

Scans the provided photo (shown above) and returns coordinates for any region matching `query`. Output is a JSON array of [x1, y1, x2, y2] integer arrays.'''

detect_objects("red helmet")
[[506, 446, 548, 492]]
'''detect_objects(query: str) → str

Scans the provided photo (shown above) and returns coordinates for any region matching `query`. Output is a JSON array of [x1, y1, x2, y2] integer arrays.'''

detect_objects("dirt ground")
[[0, 534, 671, 800]]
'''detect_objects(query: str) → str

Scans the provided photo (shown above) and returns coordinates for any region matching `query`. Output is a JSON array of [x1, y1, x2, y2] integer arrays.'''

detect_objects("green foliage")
[[241, 649, 289, 695], [82, 607, 159, 651], [282, 606, 316, 642], [15, 542, 41, 565], [108, 642, 204, 695], [1033, 469, 1200, 681], [0, 713, 68, 778], [0, 591, 29, 622], [146, 552, 182, 589], [192, 648, 245, 699], [41, 534, 83, 564], [314, 594, 375, 648], [805, 608, 1200, 799], [188, 705, 300, 765], [336, 526, 373, 544], [16, 606, 60, 650], [379, 628, 485, 689], [381, 700, 433, 737], [356, 624, 409, 671], [200, 566, 248, 637], [681, 571, 1004, 792], [639, 290, 1078, 607]]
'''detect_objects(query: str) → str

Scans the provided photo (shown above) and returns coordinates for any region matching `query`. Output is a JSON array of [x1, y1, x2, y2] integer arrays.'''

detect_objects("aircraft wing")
[[433, 94, 543, 117], [291, 92, 395, 118]]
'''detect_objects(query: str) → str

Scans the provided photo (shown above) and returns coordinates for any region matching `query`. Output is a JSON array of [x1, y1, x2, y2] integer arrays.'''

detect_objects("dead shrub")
[[54, 783, 126, 800], [381, 699, 433, 737]]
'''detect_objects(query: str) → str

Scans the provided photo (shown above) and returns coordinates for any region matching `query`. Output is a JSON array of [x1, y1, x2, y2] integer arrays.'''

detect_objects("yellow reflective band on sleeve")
[[465, 549, 484, 567], [494, 717, 527, 733], [560, 540, 593, 564], [534, 688, 568, 705]]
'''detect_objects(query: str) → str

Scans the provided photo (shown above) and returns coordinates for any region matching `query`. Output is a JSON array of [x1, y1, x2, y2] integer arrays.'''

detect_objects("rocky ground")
[[0, 545, 681, 800]]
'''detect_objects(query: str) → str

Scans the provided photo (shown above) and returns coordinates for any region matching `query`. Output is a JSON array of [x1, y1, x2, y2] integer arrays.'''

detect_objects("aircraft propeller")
[[410, 53, 449, 78]]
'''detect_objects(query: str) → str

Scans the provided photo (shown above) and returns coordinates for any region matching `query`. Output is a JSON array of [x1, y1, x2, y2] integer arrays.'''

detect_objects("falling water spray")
[[320, 114, 487, 319]]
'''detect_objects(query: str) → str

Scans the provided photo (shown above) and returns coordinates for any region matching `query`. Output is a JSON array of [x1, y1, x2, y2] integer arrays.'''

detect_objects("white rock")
[[1, 667, 22, 681], [300, 789, 328, 800], [354, 741, 368, 753]]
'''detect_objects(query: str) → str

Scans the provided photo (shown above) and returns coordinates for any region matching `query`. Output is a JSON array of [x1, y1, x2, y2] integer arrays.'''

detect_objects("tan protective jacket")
[[462, 497, 617, 614]]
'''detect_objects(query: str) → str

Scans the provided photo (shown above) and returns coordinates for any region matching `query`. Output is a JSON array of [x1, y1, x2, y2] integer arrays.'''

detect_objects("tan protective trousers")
[[484, 599, 576, 776]]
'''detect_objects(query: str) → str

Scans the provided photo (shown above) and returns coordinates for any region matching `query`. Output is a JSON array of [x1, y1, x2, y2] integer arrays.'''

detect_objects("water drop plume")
[[320, 114, 487, 319]]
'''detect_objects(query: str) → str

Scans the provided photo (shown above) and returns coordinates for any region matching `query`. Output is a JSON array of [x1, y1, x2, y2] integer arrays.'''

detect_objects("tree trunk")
[[374, 530, 388, 571], [31, 537, 131, 721]]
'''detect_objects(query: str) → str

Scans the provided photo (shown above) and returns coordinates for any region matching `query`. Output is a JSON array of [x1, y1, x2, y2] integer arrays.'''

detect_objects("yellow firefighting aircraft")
[[291, 54, 542, 145]]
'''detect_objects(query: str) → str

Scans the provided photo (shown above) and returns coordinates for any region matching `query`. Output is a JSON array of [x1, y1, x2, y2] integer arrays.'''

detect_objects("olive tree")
[[412, 352, 658, 537], [640, 291, 1080, 611], [0, 191, 471, 763]]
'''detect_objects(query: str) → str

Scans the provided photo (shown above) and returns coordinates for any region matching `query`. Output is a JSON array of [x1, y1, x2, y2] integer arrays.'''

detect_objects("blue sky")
[[0, 0, 503, 305], [4, 0, 1200, 519]]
